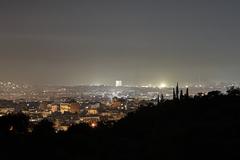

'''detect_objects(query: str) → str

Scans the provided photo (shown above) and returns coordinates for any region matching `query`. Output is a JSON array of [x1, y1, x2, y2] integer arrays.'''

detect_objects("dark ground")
[[1, 90, 240, 160]]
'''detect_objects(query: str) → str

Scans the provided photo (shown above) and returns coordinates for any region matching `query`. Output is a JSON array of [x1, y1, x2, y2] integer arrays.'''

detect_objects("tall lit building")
[[116, 80, 122, 87], [60, 103, 71, 114]]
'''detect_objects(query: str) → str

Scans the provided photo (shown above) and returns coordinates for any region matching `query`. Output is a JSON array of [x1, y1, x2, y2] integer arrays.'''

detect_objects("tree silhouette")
[[160, 94, 165, 103], [32, 119, 55, 136], [67, 123, 93, 135], [1, 87, 240, 159], [207, 90, 222, 97], [0, 113, 29, 135], [176, 82, 179, 100], [185, 88, 189, 98], [180, 90, 183, 100], [227, 86, 240, 96], [173, 88, 176, 100], [0, 115, 12, 134]]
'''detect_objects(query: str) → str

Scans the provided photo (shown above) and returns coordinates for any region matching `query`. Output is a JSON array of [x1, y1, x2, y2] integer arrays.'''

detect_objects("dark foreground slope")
[[1, 94, 240, 160]]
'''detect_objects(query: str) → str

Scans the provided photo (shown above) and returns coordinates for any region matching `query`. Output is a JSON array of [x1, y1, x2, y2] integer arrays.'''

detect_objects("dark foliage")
[[1, 91, 240, 159], [0, 113, 29, 134], [32, 119, 55, 136], [227, 86, 240, 96]]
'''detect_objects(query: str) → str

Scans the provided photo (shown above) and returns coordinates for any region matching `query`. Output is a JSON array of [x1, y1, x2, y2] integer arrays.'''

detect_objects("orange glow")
[[90, 122, 97, 128]]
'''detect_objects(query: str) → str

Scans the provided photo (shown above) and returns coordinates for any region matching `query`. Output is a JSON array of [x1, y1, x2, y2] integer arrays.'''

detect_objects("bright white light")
[[116, 80, 122, 87], [159, 83, 167, 89]]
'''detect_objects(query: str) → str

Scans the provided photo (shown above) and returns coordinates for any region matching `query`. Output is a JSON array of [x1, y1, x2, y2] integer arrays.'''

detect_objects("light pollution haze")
[[0, 0, 240, 86]]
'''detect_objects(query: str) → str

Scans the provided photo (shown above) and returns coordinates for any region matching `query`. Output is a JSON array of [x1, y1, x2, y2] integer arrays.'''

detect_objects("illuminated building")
[[111, 97, 125, 108], [87, 109, 98, 115], [70, 103, 81, 113], [79, 116, 101, 123], [116, 80, 122, 87], [60, 103, 80, 114], [60, 103, 71, 114], [111, 101, 122, 108], [50, 104, 59, 113], [41, 111, 51, 118], [0, 107, 15, 114]]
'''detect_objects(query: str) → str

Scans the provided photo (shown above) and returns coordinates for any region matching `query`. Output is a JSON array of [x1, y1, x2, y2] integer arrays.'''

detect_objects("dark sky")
[[0, 0, 240, 86]]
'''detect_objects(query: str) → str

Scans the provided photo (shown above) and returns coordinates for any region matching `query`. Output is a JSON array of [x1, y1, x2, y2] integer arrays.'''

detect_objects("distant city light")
[[90, 122, 97, 128], [116, 80, 122, 87], [159, 83, 167, 89]]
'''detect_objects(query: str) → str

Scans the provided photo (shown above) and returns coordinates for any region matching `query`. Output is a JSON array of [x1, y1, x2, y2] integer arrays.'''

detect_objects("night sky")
[[0, 0, 240, 86]]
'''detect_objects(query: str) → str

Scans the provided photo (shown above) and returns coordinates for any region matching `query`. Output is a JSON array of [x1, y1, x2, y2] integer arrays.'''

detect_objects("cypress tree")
[[180, 90, 183, 100], [176, 82, 179, 100], [160, 94, 164, 103], [186, 88, 189, 99], [173, 88, 176, 100]]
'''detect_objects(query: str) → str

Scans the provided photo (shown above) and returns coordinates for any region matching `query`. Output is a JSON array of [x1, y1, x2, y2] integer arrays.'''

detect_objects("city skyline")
[[1, 0, 240, 85], [0, 79, 239, 88], [1, 1, 240, 159]]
